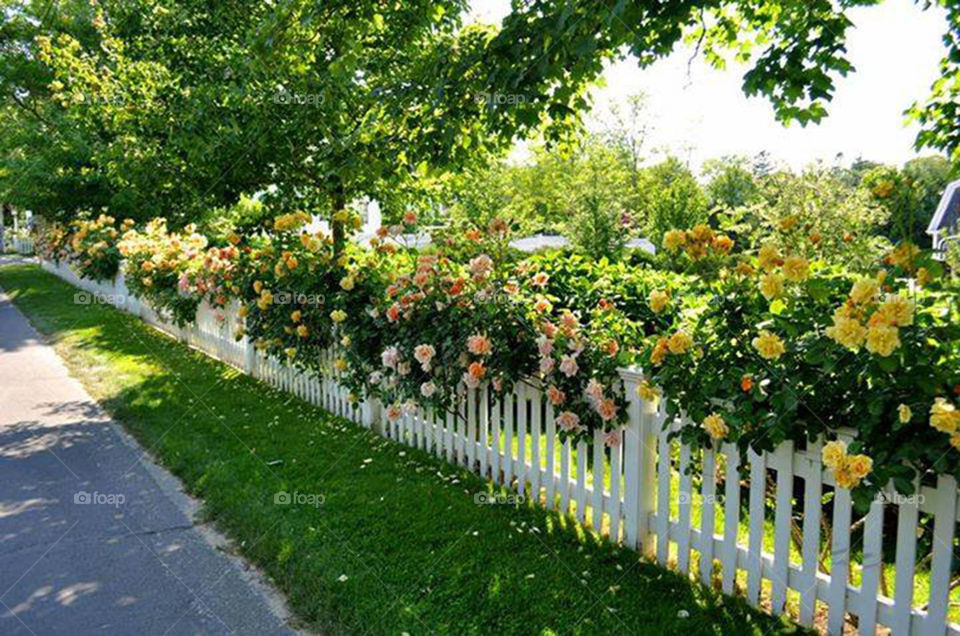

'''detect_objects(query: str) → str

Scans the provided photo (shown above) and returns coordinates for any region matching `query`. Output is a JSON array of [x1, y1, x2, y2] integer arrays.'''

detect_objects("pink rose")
[[556, 411, 580, 432], [559, 355, 579, 378], [539, 357, 555, 375]]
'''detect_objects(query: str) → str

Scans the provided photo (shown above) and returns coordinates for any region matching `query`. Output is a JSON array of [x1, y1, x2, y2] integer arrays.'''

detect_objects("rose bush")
[[37, 210, 960, 501], [644, 217, 960, 506], [119, 218, 240, 326], [52, 214, 124, 281]]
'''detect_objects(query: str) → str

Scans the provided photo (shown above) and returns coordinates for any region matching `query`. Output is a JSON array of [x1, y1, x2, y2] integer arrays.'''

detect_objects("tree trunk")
[[332, 182, 347, 255]]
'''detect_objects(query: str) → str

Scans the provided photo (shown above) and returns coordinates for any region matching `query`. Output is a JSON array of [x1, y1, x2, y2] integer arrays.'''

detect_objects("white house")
[[927, 179, 960, 255]]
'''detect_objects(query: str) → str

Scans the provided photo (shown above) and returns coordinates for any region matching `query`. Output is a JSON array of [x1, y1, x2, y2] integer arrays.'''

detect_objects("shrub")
[[65, 214, 123, 281]]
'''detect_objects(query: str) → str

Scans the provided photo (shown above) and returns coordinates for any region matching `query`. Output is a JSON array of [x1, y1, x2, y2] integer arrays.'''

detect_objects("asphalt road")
[[0, 278, 295, 635]]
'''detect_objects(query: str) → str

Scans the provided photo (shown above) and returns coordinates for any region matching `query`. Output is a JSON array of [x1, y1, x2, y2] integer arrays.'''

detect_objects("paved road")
[[0, 282, 295, 635]]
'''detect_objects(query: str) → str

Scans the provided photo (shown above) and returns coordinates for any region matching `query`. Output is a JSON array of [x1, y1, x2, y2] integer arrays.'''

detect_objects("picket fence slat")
[[927, 475, 958, 636], [893, 480, 920, 636], [700, 445, 716, 585], [609, 430, 622, 541], [503, 392, 514, 487], [531, 388, 542, 502], [655, 423, 671, 566], [545, 404, 556, 509], [575, 440, 588, 522], [772, 441, 794, 614], [721, 443, 740, 595], [677, 437, 693, 574], [799, 439, 824, 627], [42, 262, 960, 636], [859, 496, 884, 635], [560, 437, 571, 514], [746, 448, 765, 606], [592, 429, 605, 531], [827, 486, 853, 635]]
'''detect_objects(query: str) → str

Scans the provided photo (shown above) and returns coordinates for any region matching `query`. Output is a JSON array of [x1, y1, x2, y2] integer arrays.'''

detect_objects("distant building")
[[508, 233, 657, 255], [927, 179, 960, 255]]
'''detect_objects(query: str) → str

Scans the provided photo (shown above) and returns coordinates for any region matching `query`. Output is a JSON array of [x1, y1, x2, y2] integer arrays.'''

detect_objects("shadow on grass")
[[0, 264, 807, 635]]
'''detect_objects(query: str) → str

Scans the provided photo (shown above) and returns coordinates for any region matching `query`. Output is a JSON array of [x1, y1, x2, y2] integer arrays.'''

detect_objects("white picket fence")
[[40, 259, 960, 635], [8, 235, 34, 254]]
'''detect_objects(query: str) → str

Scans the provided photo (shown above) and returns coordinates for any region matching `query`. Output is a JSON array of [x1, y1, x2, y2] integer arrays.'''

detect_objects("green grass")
[[0, 265, 807, 635]]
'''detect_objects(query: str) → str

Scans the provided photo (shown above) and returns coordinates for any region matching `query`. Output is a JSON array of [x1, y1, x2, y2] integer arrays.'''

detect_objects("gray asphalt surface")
[[0, 276, 295, 635]]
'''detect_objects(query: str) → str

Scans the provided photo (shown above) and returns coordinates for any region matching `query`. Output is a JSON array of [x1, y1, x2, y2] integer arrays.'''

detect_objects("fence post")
[[619, 366, 657, 556]]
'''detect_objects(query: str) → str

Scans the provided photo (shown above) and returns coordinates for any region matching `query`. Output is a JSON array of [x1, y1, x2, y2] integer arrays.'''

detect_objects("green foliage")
[[716, 166, 891, 272], [635, 157, 709, 245], [861, 156, 954, 246], [909, 2, 960, 164], [702, 155, 762, 210]]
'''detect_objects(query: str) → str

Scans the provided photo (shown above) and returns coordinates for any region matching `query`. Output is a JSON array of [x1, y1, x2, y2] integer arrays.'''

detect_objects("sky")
[[466, 0, 949, 172]]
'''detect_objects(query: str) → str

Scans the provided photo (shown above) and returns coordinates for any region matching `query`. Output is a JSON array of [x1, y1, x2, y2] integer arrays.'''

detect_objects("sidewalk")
[[0, 286, 295, 635]]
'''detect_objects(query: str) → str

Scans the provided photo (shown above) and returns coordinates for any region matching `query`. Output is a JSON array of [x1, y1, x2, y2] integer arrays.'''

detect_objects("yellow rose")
[[330, 309, 347, 323], [667, 330, 693, 355], [663, 229, 686, 252], [849, 278, 879, 305], [340, 276, 355, 291], [648, 289, 669, 314], [297, 325, 309, 338], [898, 403, 912, 424], [760, 273, 784, 300], [834, 464, 861, 490], [333, 357, 348, 372], [284, 347, 297, 358], [238, 305, 250, 318], [874, 295, 914, 327], [846, 454, 873, 480], [782, 255, 809, 282], [821, 440, 847, 469], [826, 316, 867, 350], [702, 413, 728, 440], [734, 261, 755, 277], [865, 324, 900, 357], [650, 337, 669, 366], [752, 329, 786, 360], [951, 434, 960, 451], [930, 398, 959, 435], [291, 310, 301, 323], [638, 379, 660, 403], [757, 243, 780, 271], [778, 215, 799, 231], [341, 335, 351, 347], [890, 242, 919, 269]]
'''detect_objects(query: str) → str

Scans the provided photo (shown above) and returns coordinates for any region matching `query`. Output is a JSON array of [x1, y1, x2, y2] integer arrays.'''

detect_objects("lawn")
[[0, 264, 809, 635]]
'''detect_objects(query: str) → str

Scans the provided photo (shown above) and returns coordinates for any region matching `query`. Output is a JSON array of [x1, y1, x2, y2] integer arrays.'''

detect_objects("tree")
[[909, 2, 960, 164], [636, 157, 708, 244], [861, 156, 954, 246], [702, 155, 761, 211], [5, 0, 960, 232]]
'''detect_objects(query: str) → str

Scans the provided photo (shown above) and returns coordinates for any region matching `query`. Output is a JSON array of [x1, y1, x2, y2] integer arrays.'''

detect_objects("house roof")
[[927, 179, 960, 237]]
